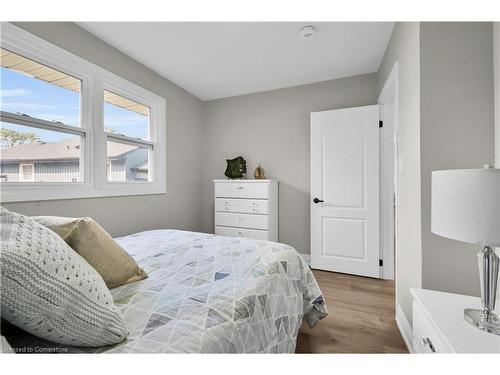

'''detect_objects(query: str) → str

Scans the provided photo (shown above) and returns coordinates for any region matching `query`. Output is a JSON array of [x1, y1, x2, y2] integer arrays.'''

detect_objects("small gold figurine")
[[254, 163, 266, 179]]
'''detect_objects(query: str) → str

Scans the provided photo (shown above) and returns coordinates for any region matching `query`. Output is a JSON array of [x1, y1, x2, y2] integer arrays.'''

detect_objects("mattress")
[[3, 229, 327, 353]]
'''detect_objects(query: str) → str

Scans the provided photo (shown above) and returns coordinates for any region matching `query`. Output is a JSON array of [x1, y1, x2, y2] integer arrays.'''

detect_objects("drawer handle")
[[238, 216, 244, 221], [421, 337, 436, 353], [237, 186, 244, 190]]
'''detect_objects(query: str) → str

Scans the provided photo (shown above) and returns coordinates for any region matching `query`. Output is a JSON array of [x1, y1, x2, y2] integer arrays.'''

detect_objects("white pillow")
[[0, 207, 128, 347]]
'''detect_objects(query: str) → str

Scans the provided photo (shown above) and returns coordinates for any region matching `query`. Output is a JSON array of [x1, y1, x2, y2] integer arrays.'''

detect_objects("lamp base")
[[464, 308, 500, 335]]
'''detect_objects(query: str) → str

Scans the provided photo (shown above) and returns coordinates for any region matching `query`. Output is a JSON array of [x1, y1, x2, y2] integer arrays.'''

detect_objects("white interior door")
[[310, 105, 380, 278]]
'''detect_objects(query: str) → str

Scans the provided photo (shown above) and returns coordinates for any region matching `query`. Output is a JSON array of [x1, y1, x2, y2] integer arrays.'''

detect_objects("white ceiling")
[[78, 22, 394, 101]]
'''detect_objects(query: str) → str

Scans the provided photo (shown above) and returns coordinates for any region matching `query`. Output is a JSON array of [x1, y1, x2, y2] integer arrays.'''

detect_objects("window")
[[104, 90, 149, 140], [19, 163, 34, 181], [0, 23, 166, 202], [103, 90, 153, 183], [106, 141, 151, 182], [1, 121, 83, 183], [1, 47, 85, 184], [1, 48, 81, 126]]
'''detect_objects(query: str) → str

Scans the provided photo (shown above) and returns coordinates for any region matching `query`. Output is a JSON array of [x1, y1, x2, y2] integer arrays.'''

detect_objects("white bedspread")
[[4, 230, 328, 353]]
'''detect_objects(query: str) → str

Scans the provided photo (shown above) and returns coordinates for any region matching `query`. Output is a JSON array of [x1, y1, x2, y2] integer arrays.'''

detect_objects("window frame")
[[0, 23, 166, 202], [19, 163, 35, 182]]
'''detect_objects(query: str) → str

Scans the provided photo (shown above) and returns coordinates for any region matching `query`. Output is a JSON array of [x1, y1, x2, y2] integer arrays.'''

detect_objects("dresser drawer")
[[215, 198, 241, 212], [243, 200, 268, 214], [215, 212, 268, 230], [412, 302, 447, 353], [214, 182, 269, 199], [215, 198, 269, 214], [215, 226, 269, 240]]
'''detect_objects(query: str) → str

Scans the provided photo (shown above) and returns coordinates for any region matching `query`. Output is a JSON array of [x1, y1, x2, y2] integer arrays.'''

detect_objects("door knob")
[[313, 198, 324, 204]]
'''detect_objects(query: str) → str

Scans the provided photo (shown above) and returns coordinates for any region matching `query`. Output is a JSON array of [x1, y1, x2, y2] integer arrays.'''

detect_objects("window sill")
[[0, 182, 166, 203]]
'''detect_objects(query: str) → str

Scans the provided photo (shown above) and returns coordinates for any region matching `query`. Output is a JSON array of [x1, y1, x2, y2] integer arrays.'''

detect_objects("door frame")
[[377, 61, 400, 283]]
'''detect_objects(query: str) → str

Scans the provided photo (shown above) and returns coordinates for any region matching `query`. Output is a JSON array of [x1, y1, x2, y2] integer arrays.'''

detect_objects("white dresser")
[[213, 179, 278, 241], [411, 288, 500, 353]]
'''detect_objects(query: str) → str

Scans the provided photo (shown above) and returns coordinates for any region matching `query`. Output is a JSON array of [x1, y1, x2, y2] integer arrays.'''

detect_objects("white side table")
[[411, 288, 500, 353]]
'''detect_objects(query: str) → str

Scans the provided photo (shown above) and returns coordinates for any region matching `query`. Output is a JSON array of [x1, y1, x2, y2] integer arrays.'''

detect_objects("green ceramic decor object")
[[224, 156, 247, 179]]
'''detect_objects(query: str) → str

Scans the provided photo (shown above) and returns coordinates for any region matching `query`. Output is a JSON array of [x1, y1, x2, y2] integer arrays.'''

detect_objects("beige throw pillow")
[[32, 216, 147, 289]]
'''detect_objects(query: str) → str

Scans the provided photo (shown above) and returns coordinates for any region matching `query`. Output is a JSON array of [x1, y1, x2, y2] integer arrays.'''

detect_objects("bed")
[[2, 229, 327, 353]]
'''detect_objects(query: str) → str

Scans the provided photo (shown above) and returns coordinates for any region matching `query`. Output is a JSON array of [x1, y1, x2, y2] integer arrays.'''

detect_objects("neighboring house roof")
[[0, 139, 137, 162]]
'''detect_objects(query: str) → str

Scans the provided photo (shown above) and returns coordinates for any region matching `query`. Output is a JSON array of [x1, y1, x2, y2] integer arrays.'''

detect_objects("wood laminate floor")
[[296, 270, 408, 353]]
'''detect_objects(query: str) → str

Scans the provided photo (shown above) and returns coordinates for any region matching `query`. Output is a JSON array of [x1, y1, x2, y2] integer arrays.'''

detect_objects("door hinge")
[[379, 259, 383, 267], [379, 120, 383, 128]]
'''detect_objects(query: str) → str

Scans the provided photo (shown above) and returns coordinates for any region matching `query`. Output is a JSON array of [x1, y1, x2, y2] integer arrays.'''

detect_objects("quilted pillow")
[[0, 207, 128, 347]]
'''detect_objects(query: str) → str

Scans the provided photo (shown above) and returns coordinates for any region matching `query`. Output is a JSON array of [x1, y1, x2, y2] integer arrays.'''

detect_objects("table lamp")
[[432, 166, 500, 335]]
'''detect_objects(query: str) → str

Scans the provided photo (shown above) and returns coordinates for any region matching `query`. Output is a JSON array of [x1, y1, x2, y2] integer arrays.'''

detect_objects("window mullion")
[[80, 74, 93, 188], [91, 77, 106, 190]]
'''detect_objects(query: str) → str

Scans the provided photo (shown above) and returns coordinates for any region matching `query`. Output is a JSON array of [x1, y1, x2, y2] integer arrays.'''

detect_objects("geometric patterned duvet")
[[3, 230, 328, 353]]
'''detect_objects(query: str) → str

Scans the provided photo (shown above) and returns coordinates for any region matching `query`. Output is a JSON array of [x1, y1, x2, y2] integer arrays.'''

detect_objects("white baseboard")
[[396, 304, 415, 353], [300, 253, 311, 266]]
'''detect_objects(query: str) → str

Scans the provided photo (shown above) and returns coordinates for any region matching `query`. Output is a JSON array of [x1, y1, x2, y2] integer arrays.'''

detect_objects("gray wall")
[[378, 23, 422, 323], [201, 74, 379, 255], [494, 23, 500, 303], [420, 23, 495, 296], [378, 22, 496, 325], [495, 22, 500, 167], [4, 22, 205, 237]]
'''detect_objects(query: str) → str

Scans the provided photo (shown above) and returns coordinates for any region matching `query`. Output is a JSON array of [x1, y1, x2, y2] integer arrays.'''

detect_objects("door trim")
[[396, 303, 414, 353], [377, 61, 399, 282]]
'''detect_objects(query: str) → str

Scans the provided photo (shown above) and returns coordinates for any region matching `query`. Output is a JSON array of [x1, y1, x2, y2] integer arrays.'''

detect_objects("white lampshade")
[[431, 168, 500, 247]]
